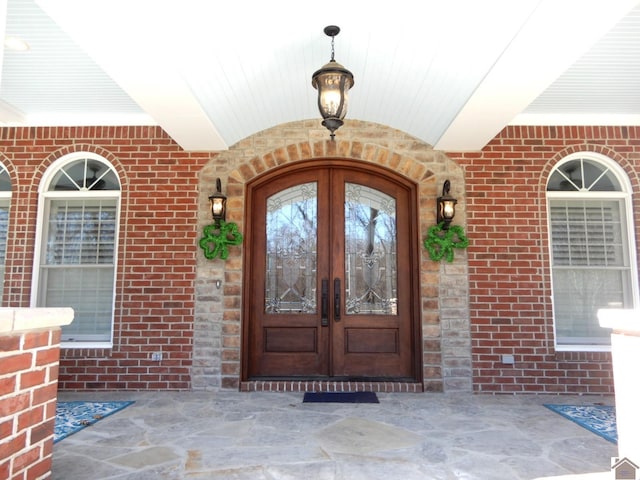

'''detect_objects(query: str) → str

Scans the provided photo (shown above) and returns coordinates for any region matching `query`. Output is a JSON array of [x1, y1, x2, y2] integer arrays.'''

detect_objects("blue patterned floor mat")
[[54, 401, 134, 443], [544, 404, 617, 444]]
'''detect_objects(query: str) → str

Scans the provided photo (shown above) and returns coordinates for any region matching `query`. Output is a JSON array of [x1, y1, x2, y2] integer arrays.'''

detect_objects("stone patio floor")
[[52, 391, 619, 479]]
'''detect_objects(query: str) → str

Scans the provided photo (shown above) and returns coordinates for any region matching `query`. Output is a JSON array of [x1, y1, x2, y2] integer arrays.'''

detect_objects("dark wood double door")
[[244, 161, 419, 381]]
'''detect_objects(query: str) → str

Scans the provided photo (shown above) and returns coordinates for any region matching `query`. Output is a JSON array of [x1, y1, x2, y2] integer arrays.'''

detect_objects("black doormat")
[[303, 392, 379, 403]]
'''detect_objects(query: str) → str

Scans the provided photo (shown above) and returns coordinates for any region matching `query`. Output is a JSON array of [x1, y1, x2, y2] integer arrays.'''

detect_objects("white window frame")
[[31, 152, 121, 349], [546, 152, 639, 352]]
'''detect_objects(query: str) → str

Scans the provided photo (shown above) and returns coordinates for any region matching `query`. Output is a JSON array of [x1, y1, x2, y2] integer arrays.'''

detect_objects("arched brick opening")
[[195, 120, 471, 392]]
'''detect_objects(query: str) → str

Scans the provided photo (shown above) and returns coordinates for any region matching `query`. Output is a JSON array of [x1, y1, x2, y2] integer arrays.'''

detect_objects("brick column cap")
[[0, 307, 74, 334], [598, 308, 640, 335]]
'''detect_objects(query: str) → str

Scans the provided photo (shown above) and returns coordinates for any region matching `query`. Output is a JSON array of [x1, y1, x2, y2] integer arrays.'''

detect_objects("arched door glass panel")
[[344, 183, 397, 315], [265, 182, 318, 314]]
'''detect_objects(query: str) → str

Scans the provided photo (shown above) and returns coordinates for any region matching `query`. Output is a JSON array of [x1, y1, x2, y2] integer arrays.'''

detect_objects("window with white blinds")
[[45, 200, 116, 265], [0, 201, 9, 304], [547, 155, 638, 350], [0, 165, 11, 304], [34, 154, 120, 345]]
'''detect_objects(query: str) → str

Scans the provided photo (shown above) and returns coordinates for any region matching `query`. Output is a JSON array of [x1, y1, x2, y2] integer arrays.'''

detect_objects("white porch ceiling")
[[1, 0, 639, 151]]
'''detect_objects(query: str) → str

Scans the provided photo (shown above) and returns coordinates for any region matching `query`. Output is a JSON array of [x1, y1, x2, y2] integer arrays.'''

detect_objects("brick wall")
[[449, 125, 640, 394], [1, 123, 634, 394], [0, 127, 211, 390], [0, 308, 73, 480]]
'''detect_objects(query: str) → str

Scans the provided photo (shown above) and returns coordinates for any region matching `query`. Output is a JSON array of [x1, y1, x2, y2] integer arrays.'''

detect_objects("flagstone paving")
[[52, 391, 619, 479]]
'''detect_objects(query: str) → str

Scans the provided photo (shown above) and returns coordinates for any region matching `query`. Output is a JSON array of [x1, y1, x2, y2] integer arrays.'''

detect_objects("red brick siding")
[[2, 124, 636, 394], [0, 127, 211, 390], [0, 328, 60, 480], [449, 125, 640, 394]]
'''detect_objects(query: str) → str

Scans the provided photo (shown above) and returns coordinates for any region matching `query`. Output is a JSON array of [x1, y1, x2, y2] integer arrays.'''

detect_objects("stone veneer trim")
[[194, 120, 472, 393]]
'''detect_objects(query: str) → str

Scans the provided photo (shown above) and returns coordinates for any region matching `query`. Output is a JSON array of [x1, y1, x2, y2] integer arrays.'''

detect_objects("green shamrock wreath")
[[424, 222, 469, 262], [199, 221, 243, 260]]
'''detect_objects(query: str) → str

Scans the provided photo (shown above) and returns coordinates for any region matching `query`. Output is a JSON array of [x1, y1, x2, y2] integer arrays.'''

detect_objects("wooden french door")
[[244, 161, 419, 381]]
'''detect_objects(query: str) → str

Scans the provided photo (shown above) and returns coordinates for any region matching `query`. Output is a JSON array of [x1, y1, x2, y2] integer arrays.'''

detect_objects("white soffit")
[[514, 2, 640, 126], [3, 0, 149, 125], [35, 0, 553, 151], [0, 0, 26, 124], [19, 0, 640, 151], [35, 0, 226, 151], [434, 0, 640, 151]]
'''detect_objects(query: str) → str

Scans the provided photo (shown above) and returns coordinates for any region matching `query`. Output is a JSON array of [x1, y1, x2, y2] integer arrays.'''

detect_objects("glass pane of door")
[[264, 182, 318, 314], [344, 183, 398, 315]]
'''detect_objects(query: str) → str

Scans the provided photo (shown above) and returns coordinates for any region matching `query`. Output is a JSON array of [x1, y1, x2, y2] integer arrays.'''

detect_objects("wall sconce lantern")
[[200, 177, 243, 260], [425, 179, 467, 262], [209, 178, 227, 225], [312, 25, 354, 140], [437, 179, 457, 229]]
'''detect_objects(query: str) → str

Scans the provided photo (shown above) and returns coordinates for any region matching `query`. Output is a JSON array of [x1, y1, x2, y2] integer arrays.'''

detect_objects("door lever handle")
[[321, 279, 329, 326], [334, 278, 341, 322]]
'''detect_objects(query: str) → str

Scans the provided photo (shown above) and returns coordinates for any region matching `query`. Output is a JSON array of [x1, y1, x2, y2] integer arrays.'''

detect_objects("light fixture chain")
[[330, 35, 335, 61]]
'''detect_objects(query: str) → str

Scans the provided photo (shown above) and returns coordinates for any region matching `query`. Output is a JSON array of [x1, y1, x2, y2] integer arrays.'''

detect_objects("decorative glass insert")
[[264, 182, 318, 314], [344, 183, 397, 315]]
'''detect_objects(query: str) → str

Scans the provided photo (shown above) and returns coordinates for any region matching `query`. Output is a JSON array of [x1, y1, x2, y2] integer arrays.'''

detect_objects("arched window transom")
[[48, 158, 119, 191]]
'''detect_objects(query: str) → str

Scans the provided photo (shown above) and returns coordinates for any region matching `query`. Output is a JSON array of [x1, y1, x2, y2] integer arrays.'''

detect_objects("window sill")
[[61, 341, 113, 350], [555, 344, 611, 353]]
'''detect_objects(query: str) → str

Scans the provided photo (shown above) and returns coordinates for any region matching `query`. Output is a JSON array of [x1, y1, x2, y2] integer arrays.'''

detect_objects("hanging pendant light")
[[312, 25, 354, 140]]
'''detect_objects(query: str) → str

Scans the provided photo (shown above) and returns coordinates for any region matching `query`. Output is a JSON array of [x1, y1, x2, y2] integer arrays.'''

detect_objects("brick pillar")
[[599, 309, 640, 465], [0, 308, 74, 480]]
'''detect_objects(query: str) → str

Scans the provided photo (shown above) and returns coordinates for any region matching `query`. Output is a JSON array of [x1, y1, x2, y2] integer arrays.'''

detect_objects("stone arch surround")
[[195, 120, 471, 392]]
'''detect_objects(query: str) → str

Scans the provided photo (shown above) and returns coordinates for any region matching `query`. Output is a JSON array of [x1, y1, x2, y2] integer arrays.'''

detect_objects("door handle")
[[334, 278, 341, 322], [321, 279, 329, 326]]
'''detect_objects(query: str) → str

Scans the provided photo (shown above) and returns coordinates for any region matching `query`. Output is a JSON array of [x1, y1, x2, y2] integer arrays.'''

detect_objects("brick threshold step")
[[240, 380, 424, 393]]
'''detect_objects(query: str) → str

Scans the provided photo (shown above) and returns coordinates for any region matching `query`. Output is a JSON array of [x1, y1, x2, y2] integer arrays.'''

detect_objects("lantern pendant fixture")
[[312, 25, 354, 140]]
